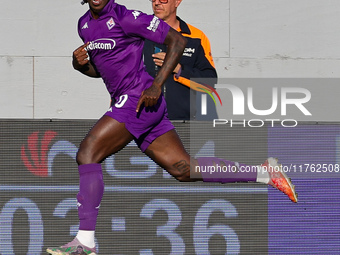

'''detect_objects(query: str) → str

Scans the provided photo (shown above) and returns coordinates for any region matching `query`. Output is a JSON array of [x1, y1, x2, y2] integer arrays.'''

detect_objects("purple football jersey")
[[77, 0, 170, 100]]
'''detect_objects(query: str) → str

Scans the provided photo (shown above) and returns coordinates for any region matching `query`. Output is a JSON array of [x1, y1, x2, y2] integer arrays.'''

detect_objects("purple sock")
[[77, 163, 104, 231], [196, 157, 257, 183]]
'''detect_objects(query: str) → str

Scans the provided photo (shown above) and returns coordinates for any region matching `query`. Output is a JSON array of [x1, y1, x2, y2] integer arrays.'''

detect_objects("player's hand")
[[153, 52, 181, 74], [72, 42, 90, 70], [136, 85, 162, 112]]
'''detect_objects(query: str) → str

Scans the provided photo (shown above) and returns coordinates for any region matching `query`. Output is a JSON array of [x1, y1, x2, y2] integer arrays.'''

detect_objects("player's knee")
[[76, 150, 86, 165], [76, 148, 96, 165]]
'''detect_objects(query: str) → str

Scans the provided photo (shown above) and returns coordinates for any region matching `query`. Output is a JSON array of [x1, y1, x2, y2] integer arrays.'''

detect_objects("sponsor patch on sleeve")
[[147, 16, 160, 32]]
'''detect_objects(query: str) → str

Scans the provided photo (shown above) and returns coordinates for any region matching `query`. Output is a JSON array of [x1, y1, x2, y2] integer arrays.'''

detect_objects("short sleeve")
[[119, 9, 170, 44]]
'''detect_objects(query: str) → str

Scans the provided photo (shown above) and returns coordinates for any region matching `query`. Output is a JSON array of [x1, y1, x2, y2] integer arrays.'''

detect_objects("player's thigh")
[[77, 115, 133, 164], [144, 129, 196, 181]]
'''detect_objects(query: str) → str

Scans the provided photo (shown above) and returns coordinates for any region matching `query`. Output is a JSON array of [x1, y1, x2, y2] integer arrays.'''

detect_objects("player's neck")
[[90, 10, 100, 19]]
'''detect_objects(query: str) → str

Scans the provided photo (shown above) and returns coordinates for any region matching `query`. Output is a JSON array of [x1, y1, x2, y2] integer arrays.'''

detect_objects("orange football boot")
[[262, 157, 298, 203]]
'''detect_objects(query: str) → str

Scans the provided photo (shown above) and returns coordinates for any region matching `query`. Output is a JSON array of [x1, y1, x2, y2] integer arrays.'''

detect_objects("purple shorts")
[[104, 93, 174, 152]]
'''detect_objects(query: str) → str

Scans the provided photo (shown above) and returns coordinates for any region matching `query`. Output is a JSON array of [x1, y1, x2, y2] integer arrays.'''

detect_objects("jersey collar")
[[176, 16, 191, 35]]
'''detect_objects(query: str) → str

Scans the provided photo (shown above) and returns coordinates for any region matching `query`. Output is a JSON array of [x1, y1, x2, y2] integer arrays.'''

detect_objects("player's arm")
[[72, 42, 101, 78], [154, 28, 187, 88], [136, 28, 187, 111]]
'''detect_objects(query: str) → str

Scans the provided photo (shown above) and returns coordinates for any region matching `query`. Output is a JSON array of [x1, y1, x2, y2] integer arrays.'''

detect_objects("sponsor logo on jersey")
[[147, 16, 160, 32], [86, 38, 116, 51], [132, 10, 141, 20], [106, 17, 115, 30]]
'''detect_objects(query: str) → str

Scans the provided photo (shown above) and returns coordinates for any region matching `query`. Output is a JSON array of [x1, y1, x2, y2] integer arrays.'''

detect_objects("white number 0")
[[115, 94, 128, 108]]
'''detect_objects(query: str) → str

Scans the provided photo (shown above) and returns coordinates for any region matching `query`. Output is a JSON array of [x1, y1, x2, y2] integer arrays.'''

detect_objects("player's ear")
[[175, 0, 182, 8]]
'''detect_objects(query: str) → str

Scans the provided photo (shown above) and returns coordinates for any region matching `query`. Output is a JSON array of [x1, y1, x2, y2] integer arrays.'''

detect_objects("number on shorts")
[[115, 94, 128, 108]]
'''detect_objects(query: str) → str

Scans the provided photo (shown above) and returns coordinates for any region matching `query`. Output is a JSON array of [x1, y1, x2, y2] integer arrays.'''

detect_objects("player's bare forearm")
[[136, 28, 186, 112], [153, 28, 187, 88], [72, 43, 101, 78]]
